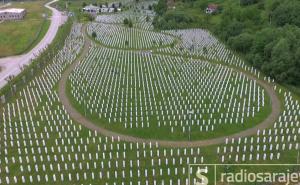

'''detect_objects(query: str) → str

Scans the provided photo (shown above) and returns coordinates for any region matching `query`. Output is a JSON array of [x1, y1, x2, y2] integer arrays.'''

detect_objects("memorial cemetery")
[[0, 0, 299, 184]]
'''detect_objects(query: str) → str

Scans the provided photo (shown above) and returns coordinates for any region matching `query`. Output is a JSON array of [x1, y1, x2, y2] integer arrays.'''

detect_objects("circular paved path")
[[58, 25, 281, 148]]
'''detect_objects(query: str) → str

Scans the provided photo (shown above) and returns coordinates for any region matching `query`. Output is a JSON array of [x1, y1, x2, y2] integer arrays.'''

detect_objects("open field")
[[0, 0, 50, 57], [0, 0, 300, 184]]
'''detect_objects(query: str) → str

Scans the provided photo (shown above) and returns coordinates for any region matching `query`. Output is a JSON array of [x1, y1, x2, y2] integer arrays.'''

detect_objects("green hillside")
[[153, 0, 300, 87]]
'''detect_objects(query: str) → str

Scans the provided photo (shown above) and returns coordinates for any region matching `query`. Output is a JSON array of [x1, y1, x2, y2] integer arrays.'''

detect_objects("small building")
[[100, 7, 109, 13], [108, 8, 115, 13], [0, 8, 26, 21], [206, 4, 218, 14], [100, 7, 120, 13], [82, 4, 100, 14]]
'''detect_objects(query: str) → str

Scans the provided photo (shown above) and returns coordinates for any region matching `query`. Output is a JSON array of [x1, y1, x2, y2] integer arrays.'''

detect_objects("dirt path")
[[58, 25, 281, 148]]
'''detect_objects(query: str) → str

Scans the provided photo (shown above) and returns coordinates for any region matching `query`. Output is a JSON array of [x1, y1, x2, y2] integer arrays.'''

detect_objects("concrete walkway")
[[0, 0, 67, 89], [58, 25, 281, 148]]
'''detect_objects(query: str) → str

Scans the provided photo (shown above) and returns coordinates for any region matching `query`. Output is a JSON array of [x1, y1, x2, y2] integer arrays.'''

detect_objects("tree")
[[83, 13, 95, 22], [228, 33, 253, 53], [128, 21, 133, 28], [123, 18, 129, 25], [203, 47, 208, 55], [271, 0, 300, 27], [146, 15, 150, 22], [240, 0, 258, 6], [170, 42, 175, 48], [82, 2, 87, 7], [269, 38, 293, 82], [219, 20, 244, 41], [92, 31, 97, 39], [154, 0, 167, 16], [159, 40, 163, 46], [124, 18, 133, 27]]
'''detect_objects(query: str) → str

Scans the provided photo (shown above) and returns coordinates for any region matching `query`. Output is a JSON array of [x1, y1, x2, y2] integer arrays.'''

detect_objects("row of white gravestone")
[[1, 24, 209, 184], [218, 142, 298, 155], [218, 91, 300, 162], [1, 80, 203, 185], [69, 46, 265, 134], [2, 173, 190, 185], [3, 127, 203, 156], [159, 29, 238, 63], [221, 152, 281, 163], [95, 13, 154, 30], [0, 156, 197, 174], [87, 22, 174, 49], [159, 29, 268, 81]]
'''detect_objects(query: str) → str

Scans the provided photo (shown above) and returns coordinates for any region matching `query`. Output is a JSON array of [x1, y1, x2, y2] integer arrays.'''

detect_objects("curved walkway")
[[58, 25, 281, 148], [0, 0, 67, 89]]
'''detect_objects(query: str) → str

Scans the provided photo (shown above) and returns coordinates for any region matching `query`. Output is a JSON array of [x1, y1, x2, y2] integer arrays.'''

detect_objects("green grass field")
[[0, 0, 50, 57]]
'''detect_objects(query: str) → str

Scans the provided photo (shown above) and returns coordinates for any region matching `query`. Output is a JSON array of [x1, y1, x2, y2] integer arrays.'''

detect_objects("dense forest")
[[153, 0, 300, 86]]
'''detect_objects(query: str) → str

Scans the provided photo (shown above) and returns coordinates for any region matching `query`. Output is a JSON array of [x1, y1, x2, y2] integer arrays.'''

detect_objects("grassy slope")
[[0, 0, 50, 57]]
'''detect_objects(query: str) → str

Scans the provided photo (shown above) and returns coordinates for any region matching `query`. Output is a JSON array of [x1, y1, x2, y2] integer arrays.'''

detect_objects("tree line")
[[153, 0, 300, 86]]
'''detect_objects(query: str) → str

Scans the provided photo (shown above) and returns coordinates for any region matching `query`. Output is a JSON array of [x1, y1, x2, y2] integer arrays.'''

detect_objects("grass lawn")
[[66, 47, 273, 141], [0, 0, 50, 57]]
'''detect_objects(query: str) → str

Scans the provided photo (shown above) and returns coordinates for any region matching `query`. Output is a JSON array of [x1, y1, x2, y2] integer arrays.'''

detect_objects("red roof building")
[[206, 4, 219, 14]]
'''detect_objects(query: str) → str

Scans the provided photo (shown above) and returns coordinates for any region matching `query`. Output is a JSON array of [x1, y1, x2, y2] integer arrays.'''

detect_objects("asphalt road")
[[0, 0, 67, 89]]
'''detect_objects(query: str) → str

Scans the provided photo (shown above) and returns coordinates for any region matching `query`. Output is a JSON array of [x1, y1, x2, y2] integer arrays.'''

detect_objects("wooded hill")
[[153, 0, 300, 86]]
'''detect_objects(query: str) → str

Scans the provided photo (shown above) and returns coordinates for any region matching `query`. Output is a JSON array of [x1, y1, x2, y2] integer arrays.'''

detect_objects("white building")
[[82, 5, 100, 14], [0, 8, 26, 21]]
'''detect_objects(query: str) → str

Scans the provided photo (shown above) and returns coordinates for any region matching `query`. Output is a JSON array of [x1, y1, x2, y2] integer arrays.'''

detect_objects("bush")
[[92, 31, 97, 39], [124, 18, 133, 28], [83, 13, 95, 22], [128, 21, 133, 28], [123, 18, 129, 25]]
